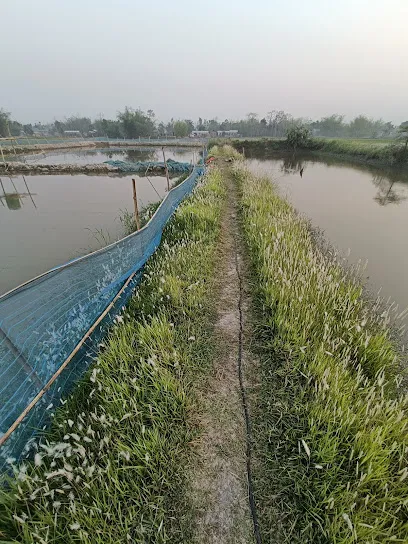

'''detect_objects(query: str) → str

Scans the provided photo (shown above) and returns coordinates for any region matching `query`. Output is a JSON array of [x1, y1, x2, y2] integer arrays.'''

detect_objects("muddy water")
[[0, 168, 174, 295], [247, 153, 408, 313]]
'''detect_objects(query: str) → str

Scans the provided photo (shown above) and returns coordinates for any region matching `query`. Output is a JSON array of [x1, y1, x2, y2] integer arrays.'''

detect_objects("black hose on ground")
[[233, 229, 262, 544]]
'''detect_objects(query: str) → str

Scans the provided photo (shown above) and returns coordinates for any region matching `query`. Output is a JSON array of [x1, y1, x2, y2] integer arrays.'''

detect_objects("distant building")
[[189, 131, 210, 138], [216, 130, 239, 137]]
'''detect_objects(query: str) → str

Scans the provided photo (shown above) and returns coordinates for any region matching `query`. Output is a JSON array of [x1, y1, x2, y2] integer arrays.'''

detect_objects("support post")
[[131, 178, 141, 230], [242, 147, 245, 158], [162, 147, 170, 191], [0, 145, 6, 166]]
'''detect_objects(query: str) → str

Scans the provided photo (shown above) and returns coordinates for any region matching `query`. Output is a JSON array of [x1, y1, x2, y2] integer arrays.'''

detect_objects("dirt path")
[[187, 163, 259, 544]]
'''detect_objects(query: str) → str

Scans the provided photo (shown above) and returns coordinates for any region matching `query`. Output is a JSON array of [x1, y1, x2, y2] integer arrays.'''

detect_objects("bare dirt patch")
[[187, 163, 258, 544]]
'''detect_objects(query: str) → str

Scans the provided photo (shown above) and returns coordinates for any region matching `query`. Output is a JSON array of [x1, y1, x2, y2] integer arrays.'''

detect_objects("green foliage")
[[22, 124, 34, 136], [94, 118, 122, 139], [173, 120, 189, 138], [286, 125, 312, 150], [0, 109, 10, 137], [228, 137, 408, 167], [313, 114, 345, 137], [398, 121, 408, 150], [64, 116, 92, 134], [0, 107, 402, 141], [117, 107, 155, 139], [235, 163, 408, 543], [0, 169, 225, 543]]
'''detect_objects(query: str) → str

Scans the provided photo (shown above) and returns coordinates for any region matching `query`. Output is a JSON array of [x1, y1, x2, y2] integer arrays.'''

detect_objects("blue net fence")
[[0, 164, 204, 471], [104, 159, 192, 173]]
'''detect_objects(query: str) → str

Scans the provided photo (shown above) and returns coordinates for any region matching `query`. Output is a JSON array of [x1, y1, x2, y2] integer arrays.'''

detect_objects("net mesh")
[[0, 165, 204, 470], [104, 159, 192, 173]]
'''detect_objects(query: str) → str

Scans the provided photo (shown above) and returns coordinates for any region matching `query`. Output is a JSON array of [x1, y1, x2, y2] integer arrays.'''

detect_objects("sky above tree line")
[[3, 0, 407, 125]]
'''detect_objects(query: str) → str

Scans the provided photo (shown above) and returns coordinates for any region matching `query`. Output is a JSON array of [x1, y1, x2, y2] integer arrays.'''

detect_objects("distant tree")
[[267, 110, 294, 137], [398, 121, 408, 151], [54, 120, 65, 135], [286, 125, 311, 150], [117, 107, 155, 138], [156, 122, 167, 137], [219, 119, 232, 130], [348, 115, 375, 138], [23, 124, 34, 135], [381, 121, 395, 138], [207, 119, 220, 132], [173, 121, 189, 137], [63, 116, 92, 135], [184, 119, 194, 134], [0, 109, 10, 137], [197, 117, 205, 130], [317, 114, 345, 137], [94, 118, 122, 138], [9, 121, 22, 136]]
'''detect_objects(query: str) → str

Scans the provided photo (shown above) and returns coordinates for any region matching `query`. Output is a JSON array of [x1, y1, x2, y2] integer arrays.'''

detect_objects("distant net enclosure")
[[0, 164, 204, 471], [104, 159, 193, 173]]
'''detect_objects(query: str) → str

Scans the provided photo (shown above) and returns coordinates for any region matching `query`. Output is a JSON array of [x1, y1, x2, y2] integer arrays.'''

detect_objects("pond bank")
[[0, 161, 181, 176], [0, 139, 202, 156], [221, 137, 408, 170]]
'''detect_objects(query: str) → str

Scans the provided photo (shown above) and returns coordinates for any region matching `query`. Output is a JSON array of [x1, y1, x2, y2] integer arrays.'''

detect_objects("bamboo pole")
[[0, 145, 6, 167], [131, 178, 141, 230], [0, 270, 138, 448], [162, 147, 170, 191]]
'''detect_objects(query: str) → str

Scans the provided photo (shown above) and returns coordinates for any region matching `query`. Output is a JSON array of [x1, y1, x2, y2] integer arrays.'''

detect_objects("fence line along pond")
[[0, 147, 198, 295]]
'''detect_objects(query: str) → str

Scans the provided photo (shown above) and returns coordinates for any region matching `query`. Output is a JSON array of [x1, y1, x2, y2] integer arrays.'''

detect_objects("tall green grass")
[[0, 169, 225, 543], [220, 137, 408, 167], [309, 138, 408, 165], [234, 164, 408, 543]]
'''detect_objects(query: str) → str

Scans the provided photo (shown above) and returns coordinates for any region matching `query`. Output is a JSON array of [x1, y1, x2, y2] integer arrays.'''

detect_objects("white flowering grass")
[[0, 169, 225, 543], [235, 163, 408, 543]]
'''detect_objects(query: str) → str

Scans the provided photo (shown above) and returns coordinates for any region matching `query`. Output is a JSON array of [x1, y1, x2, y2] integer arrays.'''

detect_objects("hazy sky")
[[2, 0, 407, 124]]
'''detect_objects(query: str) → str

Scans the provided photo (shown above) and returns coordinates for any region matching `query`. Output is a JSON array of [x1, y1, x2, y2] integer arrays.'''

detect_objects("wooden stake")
[[131, 178, 141, 230], [0, 145, 6, 166], [162, 147, 170, 191], [242, 147, 245, 158]]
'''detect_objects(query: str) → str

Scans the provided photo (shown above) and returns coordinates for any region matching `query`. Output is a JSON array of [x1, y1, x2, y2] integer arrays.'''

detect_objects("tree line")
[[0, 107, 405, 140]]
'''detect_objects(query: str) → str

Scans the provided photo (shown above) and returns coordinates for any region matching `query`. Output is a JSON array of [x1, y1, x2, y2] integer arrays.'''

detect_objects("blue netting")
[[104, 159, 192, 173], [0, 164, 204, 471]]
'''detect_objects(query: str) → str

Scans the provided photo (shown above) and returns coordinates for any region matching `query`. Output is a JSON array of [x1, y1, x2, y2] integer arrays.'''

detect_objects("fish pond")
[[0, 147, 196, 295]]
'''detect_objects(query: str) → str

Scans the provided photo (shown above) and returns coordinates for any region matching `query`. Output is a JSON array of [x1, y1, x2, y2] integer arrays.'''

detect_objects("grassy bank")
[[217, 137, 408, 168], [234, 163, 408, 542], [0, 168, 225, 543]]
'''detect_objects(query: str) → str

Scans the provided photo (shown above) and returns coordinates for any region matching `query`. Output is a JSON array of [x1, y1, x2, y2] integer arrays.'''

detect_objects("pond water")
[[0, 166, 176, 295], [7, 146, 198, 166], [247, 153, 408, 314]]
